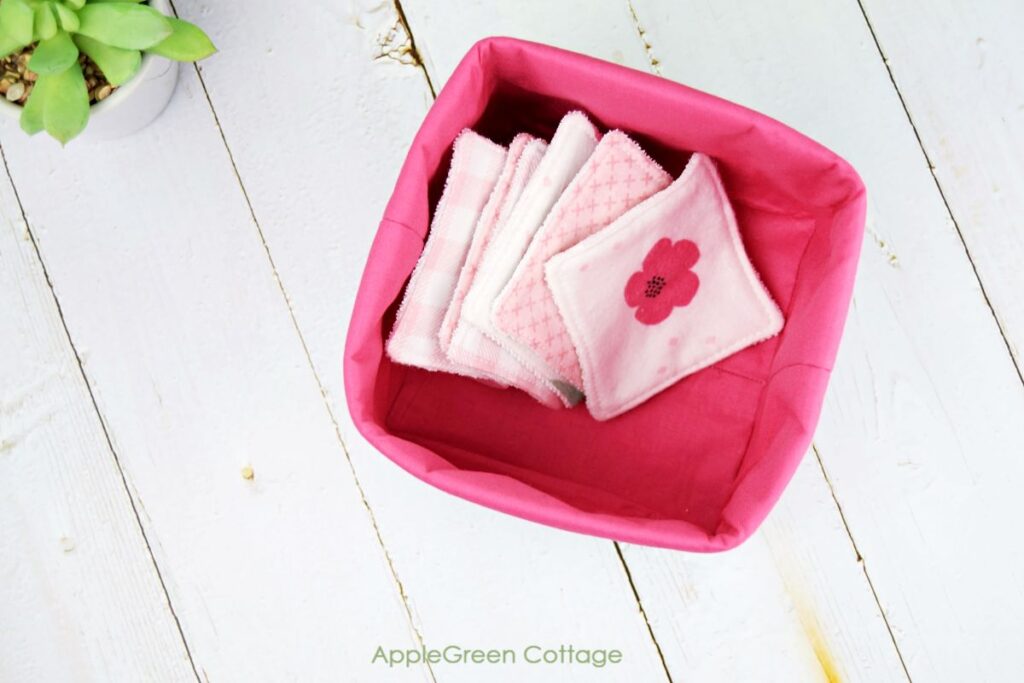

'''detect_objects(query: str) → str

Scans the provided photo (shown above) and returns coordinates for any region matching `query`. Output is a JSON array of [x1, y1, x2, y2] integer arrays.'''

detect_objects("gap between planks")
[[623, 0, 917, 678], [1, 3, 936, 681], [390, 4, 674, 679], [164, 1, 438, 678], [854, 0, 1024, 390], [0, 144, 202, 683], [40, 2, 948, 679], [181, 1, 675, 679], [810, 446, 913, 682], [626, 0, 663, 75], [613, 542, 675, 683], [393, 0, 437, 97]]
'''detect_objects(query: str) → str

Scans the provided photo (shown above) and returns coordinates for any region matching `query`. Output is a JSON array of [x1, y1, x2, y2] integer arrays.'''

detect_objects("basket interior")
[[377, 82, 825, 533]]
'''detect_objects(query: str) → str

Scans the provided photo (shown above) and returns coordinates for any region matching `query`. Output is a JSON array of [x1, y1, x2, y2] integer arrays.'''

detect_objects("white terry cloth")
[[386, 130, 507, 376], [443, 136, 564, 408], [460, 111, 600, 404]]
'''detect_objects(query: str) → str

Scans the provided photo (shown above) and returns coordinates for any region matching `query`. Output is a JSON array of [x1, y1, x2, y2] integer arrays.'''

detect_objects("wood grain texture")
[[0, 163, 195, 681], [0, 66, 427, 682], [169, 1, 676, 680], [622, 455, 908, 683], [371, 1, 912, 681], [859, 0, 1024, 366], [628, 0, 1024, 680], [405, 0, 652, 82], [2, 0, 1021, 680]]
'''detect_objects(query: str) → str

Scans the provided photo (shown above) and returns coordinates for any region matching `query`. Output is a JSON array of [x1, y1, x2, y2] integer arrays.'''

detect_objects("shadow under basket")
[[345, 37, 866, 552]]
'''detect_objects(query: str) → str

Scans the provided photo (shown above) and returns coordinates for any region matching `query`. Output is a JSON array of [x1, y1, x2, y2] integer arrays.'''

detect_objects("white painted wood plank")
[[623, 454, 905, 683], [178, 0, 908, 680], [169, 2, 675, 681], [628, 0, 1024, 680], [405, 0, 653, 82], [859, 0, 1024, 364], [0, 70, 427, 682], [0, 167, 195, 681], [400, 2, 911, 679]]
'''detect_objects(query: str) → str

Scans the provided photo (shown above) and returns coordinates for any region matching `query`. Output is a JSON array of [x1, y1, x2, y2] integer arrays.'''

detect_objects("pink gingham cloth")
[[493, 130, 672, 389], [386, 130, 507, 376], [443, 135, 564, 407], [440, 133, 544, 356]]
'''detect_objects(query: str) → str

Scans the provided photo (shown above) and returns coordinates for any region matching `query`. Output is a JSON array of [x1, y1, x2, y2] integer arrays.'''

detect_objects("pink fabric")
[[386, 130, 506, 377], [345, 37, 866, 552], [546, 153, 784, 420], [440, 136, 562, 407], [439, 133, 542, 356], [493, 130, 671, 389], [462, 111, 599, 404]]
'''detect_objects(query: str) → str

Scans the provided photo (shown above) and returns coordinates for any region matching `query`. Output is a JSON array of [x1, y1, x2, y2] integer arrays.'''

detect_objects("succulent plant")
[[0, 0, 215, 143]]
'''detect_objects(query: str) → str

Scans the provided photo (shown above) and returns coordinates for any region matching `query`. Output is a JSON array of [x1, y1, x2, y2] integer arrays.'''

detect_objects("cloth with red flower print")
[[544, 151, 784, 420]]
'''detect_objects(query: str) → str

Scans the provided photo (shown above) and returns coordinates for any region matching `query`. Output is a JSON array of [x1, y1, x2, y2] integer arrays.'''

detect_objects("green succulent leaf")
[[52, 3, 80, 32], [76, 3, 172, 49], [33, 4, 57, 41], [0, 0, 34, 46], [0, 29, 27, 59], [30, 30, 79, 75], [8, 0, 214, 143], [74, 33, 140, 84], [73, 34, 139, 85], [40, 63, 90, 144], [148, 17, 215, 62], [19, 62, 90, 144], [20, 74, 48, 135]]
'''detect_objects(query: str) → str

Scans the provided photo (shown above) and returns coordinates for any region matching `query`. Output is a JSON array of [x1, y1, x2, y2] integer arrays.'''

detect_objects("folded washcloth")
[[545, 152, 784, 420], [440, 133, 545, 362], [386, 130, 507, 376], [493, 130, 672, 391], [441, 134, 563, 407], [461, 111, 600, 404]]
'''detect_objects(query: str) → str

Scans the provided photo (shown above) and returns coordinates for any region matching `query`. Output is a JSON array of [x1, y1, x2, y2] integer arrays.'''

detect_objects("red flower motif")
[[624, 238, 700, 325]]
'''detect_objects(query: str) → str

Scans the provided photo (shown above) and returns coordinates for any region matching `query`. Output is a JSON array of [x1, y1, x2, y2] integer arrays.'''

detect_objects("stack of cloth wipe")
[[387, 111, 785, 420]]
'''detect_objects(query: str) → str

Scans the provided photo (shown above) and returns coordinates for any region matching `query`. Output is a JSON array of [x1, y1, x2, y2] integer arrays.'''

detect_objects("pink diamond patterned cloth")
[[545, 153, 785, 420], [386, 130, 507, 377], [441, 135, 564, 407], [493, 130, 672, 389], [464, 111, 600, 406]]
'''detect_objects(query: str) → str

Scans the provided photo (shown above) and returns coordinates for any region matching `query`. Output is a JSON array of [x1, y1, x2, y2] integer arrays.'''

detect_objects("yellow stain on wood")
[[867, 227, 900, 268], [802, 615, 842, 683], [776, 559, 842, 683]]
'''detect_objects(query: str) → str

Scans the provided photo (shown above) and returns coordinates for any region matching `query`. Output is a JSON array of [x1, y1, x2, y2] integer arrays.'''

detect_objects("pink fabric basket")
[[344, 37, 865, 552]]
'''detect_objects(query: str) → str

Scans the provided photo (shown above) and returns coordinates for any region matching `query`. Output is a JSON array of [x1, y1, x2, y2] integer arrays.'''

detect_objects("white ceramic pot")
[[0, 0, 180, 142]]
